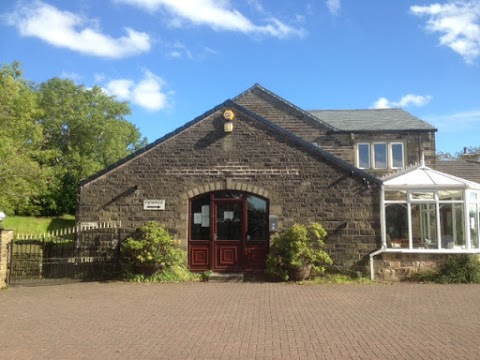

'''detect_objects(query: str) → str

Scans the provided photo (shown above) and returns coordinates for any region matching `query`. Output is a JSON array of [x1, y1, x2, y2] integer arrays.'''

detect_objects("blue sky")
[[1, 0, 479, 156]]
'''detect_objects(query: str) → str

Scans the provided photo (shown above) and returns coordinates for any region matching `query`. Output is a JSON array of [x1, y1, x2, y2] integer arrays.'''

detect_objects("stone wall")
[[374, 252, 452, 281], [0, 229, 13, 288], [77, 107, 381, 271]]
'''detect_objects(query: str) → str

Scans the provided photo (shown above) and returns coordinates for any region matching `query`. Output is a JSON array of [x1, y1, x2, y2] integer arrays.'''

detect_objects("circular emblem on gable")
[[223, 109, 235, 120]]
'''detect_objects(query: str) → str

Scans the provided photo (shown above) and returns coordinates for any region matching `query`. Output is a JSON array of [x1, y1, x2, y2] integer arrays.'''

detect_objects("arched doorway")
[[189, 191, 269, 272]]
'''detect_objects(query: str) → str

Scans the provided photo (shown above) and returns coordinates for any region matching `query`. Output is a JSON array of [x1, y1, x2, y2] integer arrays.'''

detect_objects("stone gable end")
[[77, 106, 380, 270]]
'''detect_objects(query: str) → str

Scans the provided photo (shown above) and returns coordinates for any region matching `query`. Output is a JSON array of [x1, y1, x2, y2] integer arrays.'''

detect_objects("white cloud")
[[105, 79, 135, 100], [167, 42, 193, 59], [60, 71, 82, 81], [115, 0, 305, 38], [326, 0, 341, 16], [372, 94, 432, 109], [410, 1, 480, 64], [104, 70, 169, 112], [5, 0, 151, 58], [132, 71, 168, 111]]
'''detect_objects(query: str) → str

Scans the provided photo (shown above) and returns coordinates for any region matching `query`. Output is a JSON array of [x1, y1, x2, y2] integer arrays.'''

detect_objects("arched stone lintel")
[[176, 181, 274, 248], [184, 181, 270, 199]]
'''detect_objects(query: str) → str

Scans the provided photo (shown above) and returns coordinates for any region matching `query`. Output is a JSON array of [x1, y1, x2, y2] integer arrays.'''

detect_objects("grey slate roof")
[[308, 108, 437, 132], [434, 160, 480, 184]]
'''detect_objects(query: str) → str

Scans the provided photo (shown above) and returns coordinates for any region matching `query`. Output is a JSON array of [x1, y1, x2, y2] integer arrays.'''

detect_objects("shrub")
[[434, 255, 480, 284], [266, 222, 332, 281], [121, 221, 186, 276]]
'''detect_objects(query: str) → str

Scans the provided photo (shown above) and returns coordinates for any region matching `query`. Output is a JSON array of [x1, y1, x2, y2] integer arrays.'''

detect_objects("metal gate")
[[8, 223, 122, 286]]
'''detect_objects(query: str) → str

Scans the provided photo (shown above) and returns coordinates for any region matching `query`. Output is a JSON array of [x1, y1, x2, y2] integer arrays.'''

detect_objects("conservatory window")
[[470, 203, 480, 249], [385, 189, 468, 251], [386, 204, 408, 248], [411, 203, 438, 249]]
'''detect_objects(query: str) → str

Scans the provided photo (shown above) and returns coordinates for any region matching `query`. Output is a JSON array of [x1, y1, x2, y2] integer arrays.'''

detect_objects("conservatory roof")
[[382, 164, 480, 190]]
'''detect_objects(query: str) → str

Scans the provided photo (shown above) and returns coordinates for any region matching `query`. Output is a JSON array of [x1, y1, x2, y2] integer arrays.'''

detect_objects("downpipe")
[[369, 248, 385, 281]]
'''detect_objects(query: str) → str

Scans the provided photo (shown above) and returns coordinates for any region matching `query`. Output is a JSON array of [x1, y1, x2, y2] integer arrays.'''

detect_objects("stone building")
[[77, 85, 480, 279]]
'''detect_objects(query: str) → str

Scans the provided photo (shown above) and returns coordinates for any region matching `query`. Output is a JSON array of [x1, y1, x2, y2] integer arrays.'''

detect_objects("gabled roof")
[[308, 108, 437, 132], [434, 160, 480, 184], [233, 84, 338, 132], [80, 98, 382, 187], [383, 164, 480, 190]]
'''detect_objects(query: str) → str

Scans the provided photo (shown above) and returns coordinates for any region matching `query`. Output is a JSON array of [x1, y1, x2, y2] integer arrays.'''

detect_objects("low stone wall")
[[0, 230, 13, 287], [374, 252, 452, 281]]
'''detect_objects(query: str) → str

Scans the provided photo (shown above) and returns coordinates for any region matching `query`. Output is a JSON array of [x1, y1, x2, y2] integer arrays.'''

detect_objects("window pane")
[[374, 143, 387, 169], [190, 194, 211, 240], [470, 204, 479, 248], [385, 190, 407, 201], [411, 191, 435, 200], [438, 190, 463, 201], [358, 143, 370, 168], [468, 192, 478, 201], [412, 204, 438, 249], [216, 202, 242, 240], [391, 143, 404, 168], [386, 204, 408, 248], [440, 204, 465, 249], [247, 195, 267, 241]]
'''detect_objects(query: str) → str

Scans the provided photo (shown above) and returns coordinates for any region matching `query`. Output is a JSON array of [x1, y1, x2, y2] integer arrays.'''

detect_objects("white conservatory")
[[380, 164, 480, 253]]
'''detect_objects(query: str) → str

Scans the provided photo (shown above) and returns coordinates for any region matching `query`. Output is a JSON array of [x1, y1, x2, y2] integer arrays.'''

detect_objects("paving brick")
[[1, 282, 480, 359]]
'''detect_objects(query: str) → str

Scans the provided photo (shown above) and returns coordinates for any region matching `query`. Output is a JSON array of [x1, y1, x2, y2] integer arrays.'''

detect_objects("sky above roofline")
[[1, 0, 479, 155]]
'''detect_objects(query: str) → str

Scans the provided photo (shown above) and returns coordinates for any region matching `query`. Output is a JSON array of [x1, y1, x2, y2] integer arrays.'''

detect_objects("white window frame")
[[356, 141, 405, 170], [383, 188, 480, 253], [390, 142, 405, 169], [373, 142, 388, 169], [357, 143, 371, 169]]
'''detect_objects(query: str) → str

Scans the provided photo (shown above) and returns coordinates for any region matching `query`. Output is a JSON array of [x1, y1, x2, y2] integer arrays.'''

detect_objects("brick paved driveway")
[[1, 282, 480, 360]]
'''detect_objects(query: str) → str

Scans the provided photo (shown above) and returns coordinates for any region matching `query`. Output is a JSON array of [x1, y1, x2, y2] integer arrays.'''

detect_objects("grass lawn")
[[2, 215, 75, 234]]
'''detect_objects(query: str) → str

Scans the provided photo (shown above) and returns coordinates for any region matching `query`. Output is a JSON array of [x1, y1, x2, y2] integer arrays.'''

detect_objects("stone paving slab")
[[1, 282, 480, 359]]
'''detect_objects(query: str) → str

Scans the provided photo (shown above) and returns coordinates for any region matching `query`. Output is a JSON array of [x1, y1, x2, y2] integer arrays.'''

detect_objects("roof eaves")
[[332, 128, 438, 134]]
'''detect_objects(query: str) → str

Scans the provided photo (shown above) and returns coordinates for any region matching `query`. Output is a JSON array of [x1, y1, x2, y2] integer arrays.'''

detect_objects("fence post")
[[0, 229, 13, 288]]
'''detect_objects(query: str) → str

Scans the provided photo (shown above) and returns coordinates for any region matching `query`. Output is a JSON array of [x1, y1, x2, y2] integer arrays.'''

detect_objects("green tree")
[[0, 62, 53, 215], [37, 78, 146, 214]]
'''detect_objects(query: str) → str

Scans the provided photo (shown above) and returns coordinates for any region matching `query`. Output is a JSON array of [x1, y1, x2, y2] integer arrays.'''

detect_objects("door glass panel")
[[216, 202, 242, 240], [190, 194, 210, 240], [247, 195, 267, 241]]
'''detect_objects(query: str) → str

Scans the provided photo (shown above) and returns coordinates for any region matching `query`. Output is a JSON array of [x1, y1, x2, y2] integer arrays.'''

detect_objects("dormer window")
[[357, 142, 405, 170]]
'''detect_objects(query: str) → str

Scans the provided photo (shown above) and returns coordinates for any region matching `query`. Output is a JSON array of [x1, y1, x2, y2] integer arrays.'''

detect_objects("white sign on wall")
[[143, 199, 166, 210]]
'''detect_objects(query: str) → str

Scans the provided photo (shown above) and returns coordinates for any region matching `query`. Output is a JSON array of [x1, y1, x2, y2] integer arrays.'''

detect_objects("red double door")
[[189, 192, 268, 272]]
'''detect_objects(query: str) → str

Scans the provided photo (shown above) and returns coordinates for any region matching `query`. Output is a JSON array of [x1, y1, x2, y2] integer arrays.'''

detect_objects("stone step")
[[208, 272, 244, 283]]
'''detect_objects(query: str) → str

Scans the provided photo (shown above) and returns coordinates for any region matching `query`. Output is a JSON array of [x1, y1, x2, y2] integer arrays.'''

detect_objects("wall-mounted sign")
[[143, 199, 165, 210]]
